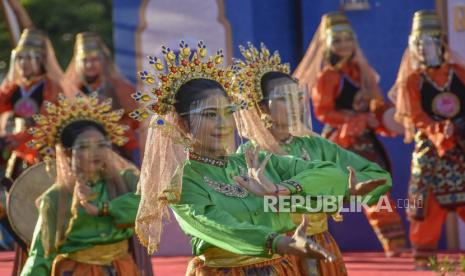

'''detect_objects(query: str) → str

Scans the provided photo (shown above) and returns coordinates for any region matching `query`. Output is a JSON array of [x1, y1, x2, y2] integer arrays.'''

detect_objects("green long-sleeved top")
[[238, 136, 392, 236], [170, 152, 351, 258], [20, 170, 140, 276], [238, 135, 392, 206]]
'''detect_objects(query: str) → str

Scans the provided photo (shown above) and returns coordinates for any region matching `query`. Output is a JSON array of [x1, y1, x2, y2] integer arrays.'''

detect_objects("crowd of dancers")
[[0, 8, 464, 276]]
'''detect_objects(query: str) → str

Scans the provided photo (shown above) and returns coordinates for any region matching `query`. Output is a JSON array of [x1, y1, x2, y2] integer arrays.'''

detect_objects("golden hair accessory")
[[130, 40, 247, 121], [322, 12, 353, 35], [410, 10, 443, 38], [75, 32, 106, 58], [233, 42, 290, 128], [27, 92, 128, 160], [13, 29, 47, 55], [233, 42, 290, 104]]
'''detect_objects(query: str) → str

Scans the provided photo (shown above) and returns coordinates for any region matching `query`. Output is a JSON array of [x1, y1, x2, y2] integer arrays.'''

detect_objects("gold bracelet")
[[265, 232, 279, 255], [99, 202, 109, 216]]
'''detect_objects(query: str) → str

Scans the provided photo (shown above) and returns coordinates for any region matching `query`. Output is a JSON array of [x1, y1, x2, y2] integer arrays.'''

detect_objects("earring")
[[260, 113, 273, 129]]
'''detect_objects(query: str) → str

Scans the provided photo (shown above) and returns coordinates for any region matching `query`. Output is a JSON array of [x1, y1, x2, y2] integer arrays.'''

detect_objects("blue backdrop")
[[113, 0, 447, 251]]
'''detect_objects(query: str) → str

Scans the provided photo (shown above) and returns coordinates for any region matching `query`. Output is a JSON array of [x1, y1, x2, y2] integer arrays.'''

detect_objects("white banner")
[[447, 0, 465, 250], [137, 0, 232, 83]]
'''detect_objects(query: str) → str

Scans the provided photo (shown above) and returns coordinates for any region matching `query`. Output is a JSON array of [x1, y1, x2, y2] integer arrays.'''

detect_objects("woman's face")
[[71, 128, 110, 177], [184, 92, 236, 156], [414, 35, 444, 67], [14, 51, 42, 79], [268, 98, 291, 141], [329, 31, 356, 59], [79, 53, 103, 81], [265, 81, 304, 141]]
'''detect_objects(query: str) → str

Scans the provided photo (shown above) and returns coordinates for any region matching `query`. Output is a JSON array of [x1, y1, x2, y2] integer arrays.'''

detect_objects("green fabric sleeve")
[[307, 136, 392, 205], [268, 154, 349, 198], [170, 176, 278, 258], [107, 170, 141, 226], [20, 200, 56, 276]]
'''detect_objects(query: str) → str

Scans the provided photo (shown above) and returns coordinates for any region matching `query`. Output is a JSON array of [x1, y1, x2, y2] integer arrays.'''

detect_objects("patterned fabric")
[[289, 231, 347, 276], [203, 176, 249, 198], [53, 254, 138, 276], [322, 126, 406, 254], [186, 255, 301, 276], [408, 132, 465, 219]]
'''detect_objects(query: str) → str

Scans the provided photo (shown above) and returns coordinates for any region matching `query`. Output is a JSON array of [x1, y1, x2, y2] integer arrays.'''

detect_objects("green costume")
[[239, 135, 392, 205], [21, 170, 140, 276], [170, 151, 390, 258]]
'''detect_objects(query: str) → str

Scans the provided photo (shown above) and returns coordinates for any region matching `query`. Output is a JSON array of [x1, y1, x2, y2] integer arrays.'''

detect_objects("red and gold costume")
[[295, 12, 406, 256], [0, 77, 60, 165], [0, 29, 62, 179], [390, 10, 465, 267], [64, 32, 140, 163]]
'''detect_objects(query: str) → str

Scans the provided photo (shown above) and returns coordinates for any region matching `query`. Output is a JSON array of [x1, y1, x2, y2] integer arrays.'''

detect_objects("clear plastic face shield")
[[12, 49, 45, 80], [409, 34, 444, 67], [76, 51, 104, 80], [70, 128, 112, 181], [266, 81, 312, 139], [179, 90, 239, 156], [326, 29, 356, 59]]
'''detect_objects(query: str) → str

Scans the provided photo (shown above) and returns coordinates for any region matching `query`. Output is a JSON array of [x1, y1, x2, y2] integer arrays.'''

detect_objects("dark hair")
[[260, 71, 297, 103], [60, 120, 107, 148], [174, 78, 227, 115]]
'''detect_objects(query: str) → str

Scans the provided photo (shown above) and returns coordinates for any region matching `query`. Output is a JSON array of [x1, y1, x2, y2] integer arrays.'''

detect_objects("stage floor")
[[0, 251, 462, 275]]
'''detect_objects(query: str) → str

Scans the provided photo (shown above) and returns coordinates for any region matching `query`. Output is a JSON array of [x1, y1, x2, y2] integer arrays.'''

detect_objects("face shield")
[[266, 82, 313, 138], [179, 91, 240, 156], [70, 135, 112, 181], [76, 51, 105, 80], [326, 29, 357, 61], [11, 49, 45, 81], [409, 34, 444, 67]]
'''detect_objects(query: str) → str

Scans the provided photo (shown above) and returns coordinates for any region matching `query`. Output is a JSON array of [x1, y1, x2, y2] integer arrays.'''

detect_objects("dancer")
[[64, 32, 140, 163], [294, 12, 407, 257], [0, 28, 62, 185], [131, 40, 389, 275], [389, 10, 465, 269], [21, 93, 140, 275], [234, 42, 393, 275]]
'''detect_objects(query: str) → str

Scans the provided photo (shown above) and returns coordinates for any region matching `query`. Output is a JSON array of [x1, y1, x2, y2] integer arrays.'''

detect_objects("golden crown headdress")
[[233, 42, 290, 104], [130, 40, 249, 122], [13, 29, 47, 55], [411, 10, 443, 39], [28, 93, 129, 160], [75, 32, 108, 58], [322, 12, 353, 36]]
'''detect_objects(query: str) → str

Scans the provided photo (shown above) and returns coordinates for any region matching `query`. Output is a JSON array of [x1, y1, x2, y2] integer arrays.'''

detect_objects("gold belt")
[[200, 247, 282, 268], [57, 240, 129, 266], [291, 213, 328, 236]]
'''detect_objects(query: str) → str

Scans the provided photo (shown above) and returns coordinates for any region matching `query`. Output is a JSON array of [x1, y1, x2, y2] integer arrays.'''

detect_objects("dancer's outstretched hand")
[[276, 215, 335, 261], [347, 166, 387, 196], [234, 146, 289, 196]]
